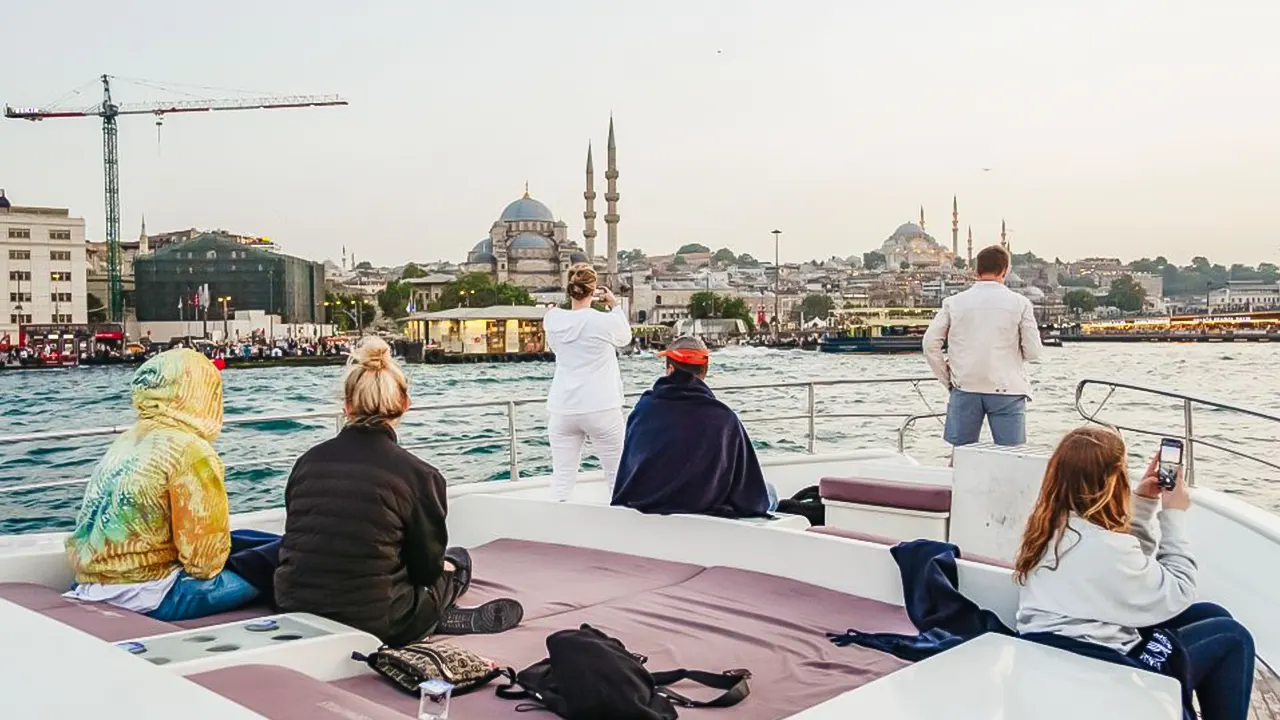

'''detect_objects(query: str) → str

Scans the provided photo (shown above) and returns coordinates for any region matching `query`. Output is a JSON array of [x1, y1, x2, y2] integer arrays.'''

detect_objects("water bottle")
[[418, 680, 454, 720]]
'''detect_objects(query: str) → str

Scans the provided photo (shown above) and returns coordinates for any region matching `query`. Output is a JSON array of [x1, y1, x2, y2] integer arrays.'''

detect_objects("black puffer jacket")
[[274, 424, 448, 646]]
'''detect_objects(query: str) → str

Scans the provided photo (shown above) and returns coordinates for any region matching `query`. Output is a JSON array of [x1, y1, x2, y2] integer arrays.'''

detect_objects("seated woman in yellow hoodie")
[[64, 348, 259, 621]]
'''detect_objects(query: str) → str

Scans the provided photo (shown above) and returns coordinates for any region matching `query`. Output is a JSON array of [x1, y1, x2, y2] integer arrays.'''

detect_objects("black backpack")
[[495, 624, 750, 719]]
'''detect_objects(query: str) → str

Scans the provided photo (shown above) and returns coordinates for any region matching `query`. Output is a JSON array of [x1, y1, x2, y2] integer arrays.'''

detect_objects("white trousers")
[[547, 408, 626, 502]]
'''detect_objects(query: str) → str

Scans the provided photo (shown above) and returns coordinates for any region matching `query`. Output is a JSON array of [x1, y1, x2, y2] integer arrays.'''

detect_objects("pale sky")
[[5, 1, 1279, 267]]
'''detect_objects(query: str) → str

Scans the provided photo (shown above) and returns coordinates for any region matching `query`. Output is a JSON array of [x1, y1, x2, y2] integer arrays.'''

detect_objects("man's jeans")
[[943, 389, 1026, 446]]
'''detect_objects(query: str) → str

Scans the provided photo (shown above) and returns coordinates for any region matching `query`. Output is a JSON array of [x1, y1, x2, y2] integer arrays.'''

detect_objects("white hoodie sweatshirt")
[[544, 306, 632, 415], [1016, 496, 1197, 653]]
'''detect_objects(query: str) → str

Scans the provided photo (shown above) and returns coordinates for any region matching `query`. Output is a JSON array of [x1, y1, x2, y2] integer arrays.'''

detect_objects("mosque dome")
[[0, 190, 10, 209], [893, 222, 924, 237], [568, 252, 588, 265], [468, 238, 496, 263], [500, 195, 555, 223], [509, 232, 554, 251]]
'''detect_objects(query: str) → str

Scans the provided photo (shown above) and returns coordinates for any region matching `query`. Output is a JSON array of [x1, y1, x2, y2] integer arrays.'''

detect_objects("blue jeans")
[[1164, 602, 1254, 720], [943, 389, 1026, 446], [766, 482, 779, 513], [146, 570, 260, 622]]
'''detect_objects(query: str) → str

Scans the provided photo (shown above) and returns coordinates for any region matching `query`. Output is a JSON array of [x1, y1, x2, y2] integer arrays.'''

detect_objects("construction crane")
[[4, 75, 347, 322]]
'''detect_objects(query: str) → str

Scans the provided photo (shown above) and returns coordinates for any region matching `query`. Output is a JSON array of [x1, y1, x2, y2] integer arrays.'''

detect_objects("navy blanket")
[[226, 529, 282, 604], [826, 539, 1194, 719], [611, 371, 770, 518]]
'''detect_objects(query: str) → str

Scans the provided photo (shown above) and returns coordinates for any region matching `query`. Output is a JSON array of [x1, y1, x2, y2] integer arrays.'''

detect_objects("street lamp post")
[[324, 299, 359, 332], [771, 229, 782, 334], [218, 296, 231, 341]]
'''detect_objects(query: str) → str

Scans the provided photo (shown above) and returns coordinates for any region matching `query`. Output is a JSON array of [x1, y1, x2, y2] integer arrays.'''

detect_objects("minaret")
[[342, 246, 348, 271], [919, 205, 925, 234], [139, 214, 149, 254], [604, 116, 620, 281], [966, 226, 973, 269], [950, 196, 959, 257], [1001, 219, 1008, 252], [583, 143, 597, 261]]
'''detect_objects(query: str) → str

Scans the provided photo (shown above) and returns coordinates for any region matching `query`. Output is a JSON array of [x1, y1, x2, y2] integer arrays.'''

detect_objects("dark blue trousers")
[[1163, 603, 1254, 720]]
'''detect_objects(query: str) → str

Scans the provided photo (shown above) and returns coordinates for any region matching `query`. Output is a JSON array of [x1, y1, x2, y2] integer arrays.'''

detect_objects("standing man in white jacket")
[[923, 245, 1043, 447]]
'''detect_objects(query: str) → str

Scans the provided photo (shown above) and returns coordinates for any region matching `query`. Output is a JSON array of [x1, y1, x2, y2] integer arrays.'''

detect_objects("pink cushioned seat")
[[463, 538, 704, 621], [806, 526, 1013, 569], [190, 664, 412, 720], [0, 582, 180, 641], [335, 564, 914, 719], [819, 477, 952, 513]]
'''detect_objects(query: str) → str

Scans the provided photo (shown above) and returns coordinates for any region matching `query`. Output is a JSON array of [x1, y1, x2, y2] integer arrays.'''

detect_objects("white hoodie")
[[544, 306, 632, 415], [1016, 496, 1197, 653]]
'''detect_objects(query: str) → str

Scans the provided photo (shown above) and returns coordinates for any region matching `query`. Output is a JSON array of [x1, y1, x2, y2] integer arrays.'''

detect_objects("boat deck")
[[1252, 663, 1280, 719]]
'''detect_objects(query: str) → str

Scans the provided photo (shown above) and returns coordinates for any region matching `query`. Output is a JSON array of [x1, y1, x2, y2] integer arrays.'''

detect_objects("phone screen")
[[1159, 441, 1183, 465]]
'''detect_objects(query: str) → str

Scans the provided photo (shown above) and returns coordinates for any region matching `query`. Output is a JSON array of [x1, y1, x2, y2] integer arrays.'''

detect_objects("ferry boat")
[[1, 377, 1278, 719], [818, 308, 934, 354]]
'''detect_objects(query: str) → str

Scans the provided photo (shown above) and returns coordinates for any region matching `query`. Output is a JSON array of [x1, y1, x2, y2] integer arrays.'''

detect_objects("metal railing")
[[0, 376, 944, 496], [1075, 378, 1280, 486]]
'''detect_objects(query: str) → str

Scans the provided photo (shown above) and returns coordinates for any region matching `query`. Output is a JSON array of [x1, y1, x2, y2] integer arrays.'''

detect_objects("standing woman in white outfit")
[[544, 263, 632, 501]]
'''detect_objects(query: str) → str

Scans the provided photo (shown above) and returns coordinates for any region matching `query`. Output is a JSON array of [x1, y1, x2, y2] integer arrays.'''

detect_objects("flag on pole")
[[200, 284, 210, 309], [406, 297, 417, 314]]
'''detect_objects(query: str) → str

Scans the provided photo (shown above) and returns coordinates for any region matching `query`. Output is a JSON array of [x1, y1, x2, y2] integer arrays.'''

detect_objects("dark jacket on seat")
[[274, 424, 448, 646]]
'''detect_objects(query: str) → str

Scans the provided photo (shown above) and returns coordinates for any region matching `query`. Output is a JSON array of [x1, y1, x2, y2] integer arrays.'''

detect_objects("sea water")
[[1, 343, 1277, 534]]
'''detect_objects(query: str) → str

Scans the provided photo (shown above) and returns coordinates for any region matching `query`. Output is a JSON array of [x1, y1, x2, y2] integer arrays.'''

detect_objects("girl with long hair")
[[1015, 426, 1254, 720], [543, 263, 632, 501]]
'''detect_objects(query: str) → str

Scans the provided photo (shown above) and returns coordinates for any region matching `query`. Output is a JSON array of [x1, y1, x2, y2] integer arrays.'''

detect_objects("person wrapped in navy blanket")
[[611, 336, 776, 518]]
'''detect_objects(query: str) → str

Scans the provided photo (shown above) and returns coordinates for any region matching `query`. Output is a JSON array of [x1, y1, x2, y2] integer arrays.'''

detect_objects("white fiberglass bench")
[[791, 633, 1182, 719]]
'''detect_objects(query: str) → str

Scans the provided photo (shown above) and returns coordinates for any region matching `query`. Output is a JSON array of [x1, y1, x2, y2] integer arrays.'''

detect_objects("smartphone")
[[1157, 438, 1183, 490]]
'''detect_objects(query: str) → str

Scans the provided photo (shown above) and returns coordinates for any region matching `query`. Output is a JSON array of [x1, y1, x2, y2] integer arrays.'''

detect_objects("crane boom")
[[3, 75, 346, 325], [6, 95, 348, 120]]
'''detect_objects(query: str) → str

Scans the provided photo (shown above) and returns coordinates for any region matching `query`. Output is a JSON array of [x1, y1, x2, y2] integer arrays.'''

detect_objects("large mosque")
[[463, 119, 620, 290]]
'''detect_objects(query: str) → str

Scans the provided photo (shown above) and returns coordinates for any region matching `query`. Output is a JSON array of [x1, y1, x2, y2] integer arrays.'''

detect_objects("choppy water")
[[2, 344, 1278, 534]]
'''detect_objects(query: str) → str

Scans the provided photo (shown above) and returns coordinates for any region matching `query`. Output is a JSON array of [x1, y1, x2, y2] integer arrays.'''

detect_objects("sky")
[[4, 1, 1280, 267]]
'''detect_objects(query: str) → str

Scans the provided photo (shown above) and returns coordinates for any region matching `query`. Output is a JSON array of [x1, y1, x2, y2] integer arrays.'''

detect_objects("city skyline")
[[4, 1, 1280, 267]]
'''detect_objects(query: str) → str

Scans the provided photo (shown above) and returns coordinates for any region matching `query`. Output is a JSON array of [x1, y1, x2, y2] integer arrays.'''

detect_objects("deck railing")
[[0, 376, 944, 496], [1075, 379, 1280, 486]]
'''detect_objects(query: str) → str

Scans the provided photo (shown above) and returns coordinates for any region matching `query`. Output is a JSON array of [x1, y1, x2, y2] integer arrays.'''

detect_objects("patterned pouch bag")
[[352, 641, 503, 695]]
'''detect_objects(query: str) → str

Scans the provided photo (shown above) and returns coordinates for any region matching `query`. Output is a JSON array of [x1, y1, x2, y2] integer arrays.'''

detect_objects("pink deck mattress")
[[2, 539, 913, 719]]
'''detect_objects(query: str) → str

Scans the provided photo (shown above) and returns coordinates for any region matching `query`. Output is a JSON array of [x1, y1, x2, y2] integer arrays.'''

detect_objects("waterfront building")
[[133, 233, 325, 324], [401, 305, 550, 355], [1209, 281, 1280, 311], [0, 190, 88, 339]]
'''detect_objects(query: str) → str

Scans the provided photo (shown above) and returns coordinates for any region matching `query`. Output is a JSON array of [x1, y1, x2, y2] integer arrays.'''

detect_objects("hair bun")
[[351, 337, 392, 371]]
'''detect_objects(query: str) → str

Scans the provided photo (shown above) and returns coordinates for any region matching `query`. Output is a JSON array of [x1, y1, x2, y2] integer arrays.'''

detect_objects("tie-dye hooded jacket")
[[66, 348, 229, 584]]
